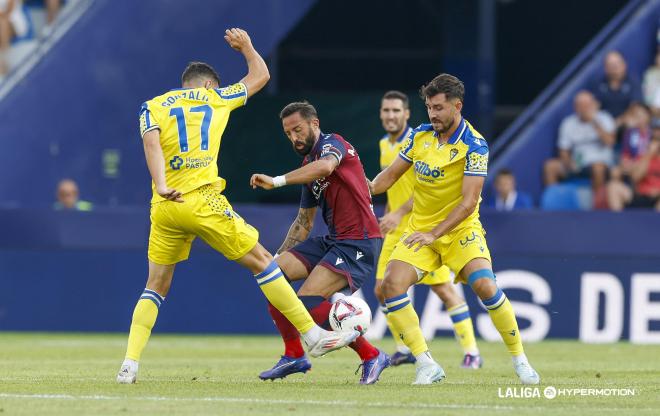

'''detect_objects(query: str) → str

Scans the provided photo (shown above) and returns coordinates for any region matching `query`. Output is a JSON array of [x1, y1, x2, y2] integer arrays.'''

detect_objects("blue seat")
[[540, 184, 582, 211]]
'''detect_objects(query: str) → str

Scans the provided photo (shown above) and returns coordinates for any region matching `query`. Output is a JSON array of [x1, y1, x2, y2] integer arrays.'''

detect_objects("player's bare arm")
[[404, 175, 483, 251], [277, 207, 317, 254], [379, 196, 413, 234], [369, 156, 410, 195], [142, 129, 183, 203], [224, 28, 269, 98], [250, 155, 339, 190]]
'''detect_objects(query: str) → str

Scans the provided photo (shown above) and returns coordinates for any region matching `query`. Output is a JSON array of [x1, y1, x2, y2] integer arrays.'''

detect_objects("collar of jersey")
[[437, 118, 467, 145], [309, 131, 328, 156], [170, 87, 193, 91], [396, 126, 411, 143]]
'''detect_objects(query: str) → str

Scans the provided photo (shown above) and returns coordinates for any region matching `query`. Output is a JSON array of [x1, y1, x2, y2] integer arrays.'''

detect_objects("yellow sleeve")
[[213, 82, 248, 111], [398, 133, 415, 163], [139, 101, 160, 138]]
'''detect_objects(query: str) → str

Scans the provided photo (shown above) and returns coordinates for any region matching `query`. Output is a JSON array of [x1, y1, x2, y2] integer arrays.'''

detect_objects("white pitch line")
[[0, 393, 656, 413], [0, 393, 519, 411]]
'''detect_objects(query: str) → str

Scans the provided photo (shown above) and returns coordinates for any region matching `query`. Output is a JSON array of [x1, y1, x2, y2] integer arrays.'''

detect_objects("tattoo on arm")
[[277, 208, 315, 254]]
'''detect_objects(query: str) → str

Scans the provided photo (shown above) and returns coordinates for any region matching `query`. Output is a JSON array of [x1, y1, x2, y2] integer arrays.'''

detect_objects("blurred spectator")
[[0, 0, 28, 75], [590, 51, 643, 127], [544, 90, 616, 206], [642, 49, 660, 107], [45, 0, 60, 25], [607, 105, 660, 211], [486, 169, 533, 211], [54, 179, 93, 211]]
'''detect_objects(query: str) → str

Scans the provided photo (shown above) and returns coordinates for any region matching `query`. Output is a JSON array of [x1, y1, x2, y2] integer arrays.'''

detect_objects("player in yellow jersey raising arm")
[[370, 74, 540, 385], [375, 90, 482, 369], [117, 29, 358, 384]]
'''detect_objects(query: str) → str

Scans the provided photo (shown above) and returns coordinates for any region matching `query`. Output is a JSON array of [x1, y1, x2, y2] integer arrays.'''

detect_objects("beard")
[[432, 116, 455, 135], [293, 131, 316, 156]]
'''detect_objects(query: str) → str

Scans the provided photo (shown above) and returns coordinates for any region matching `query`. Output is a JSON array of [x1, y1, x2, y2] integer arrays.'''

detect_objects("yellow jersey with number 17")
[[379, 126, 416, 232], [398, 118, 488, 232], [139, 83, 248, 203]]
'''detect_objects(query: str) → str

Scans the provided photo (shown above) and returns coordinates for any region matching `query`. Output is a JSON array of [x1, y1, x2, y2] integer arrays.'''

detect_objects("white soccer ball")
[[329, 296, 372, 335]]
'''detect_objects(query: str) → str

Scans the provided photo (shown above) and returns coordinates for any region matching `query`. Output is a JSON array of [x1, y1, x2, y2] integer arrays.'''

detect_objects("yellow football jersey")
[[139, 83, 248, 203], [379, 127, 416, 231], [399, 118, 488, 232]]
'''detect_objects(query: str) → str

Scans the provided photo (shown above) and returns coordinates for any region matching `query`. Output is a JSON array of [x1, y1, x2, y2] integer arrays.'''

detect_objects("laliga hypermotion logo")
[[170, 156, 184, 170]]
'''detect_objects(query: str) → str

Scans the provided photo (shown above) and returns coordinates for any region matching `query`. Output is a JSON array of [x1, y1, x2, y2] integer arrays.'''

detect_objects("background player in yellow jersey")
[[375, 91, 482, 369], [370, 74, 540, 385], [117, 29, 358, 384]]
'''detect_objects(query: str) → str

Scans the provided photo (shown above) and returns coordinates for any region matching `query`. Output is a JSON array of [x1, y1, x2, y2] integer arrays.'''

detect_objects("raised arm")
[[250, 155, 339, 190], [142, 129, 183, 202], [370, 156, 411, 195], [224, 28, 270, 98], [277, 207, 317, 254]]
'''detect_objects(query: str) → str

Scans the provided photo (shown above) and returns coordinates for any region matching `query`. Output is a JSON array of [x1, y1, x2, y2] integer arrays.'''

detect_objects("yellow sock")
[[255, 261, 315, 334], [385, 294, 428, 356], [447, 302, 478, 354], [125, 289, 163, 361], [483, 288, 524, 356], [384, 304, 408, 351]]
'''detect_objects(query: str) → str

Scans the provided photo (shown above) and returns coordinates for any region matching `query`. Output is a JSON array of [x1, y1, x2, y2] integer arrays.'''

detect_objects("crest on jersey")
[[449, 148, 459, 162]]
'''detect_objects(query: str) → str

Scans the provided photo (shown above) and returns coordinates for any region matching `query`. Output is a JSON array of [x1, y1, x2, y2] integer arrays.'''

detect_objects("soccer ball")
[[329, 296, 372, 335]]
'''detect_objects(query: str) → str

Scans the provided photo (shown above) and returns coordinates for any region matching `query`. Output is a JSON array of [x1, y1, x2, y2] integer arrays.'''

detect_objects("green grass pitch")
[[0, 333, 658, 415]]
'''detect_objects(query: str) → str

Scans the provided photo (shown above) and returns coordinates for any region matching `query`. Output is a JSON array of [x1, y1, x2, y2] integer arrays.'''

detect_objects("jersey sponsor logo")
[[169, 155, 214, 170], [169, 156, 184, 170], [311, 178, 331, 200], [414, 161, 444, 180]]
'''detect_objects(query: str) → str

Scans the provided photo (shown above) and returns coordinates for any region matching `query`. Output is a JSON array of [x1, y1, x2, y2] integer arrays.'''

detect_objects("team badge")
[[449, 148, 459, 162]]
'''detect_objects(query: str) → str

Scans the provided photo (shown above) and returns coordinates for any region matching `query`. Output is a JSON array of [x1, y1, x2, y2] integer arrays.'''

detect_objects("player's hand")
[[224, 28, 253, 52], [250, 173, 274, 190], [157, 186, 184, 203], [403, 231, 437, 252], [379, 211, 402, 234]]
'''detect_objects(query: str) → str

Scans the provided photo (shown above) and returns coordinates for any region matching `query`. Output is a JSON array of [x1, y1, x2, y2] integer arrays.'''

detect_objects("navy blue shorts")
[[289, 236, 383, 292]]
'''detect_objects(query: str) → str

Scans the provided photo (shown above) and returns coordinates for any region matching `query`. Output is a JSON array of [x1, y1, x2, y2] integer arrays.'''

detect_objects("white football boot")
[[116, 359, 138, 384]]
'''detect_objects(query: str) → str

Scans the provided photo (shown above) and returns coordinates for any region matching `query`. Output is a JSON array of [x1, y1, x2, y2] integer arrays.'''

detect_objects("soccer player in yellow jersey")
[[116, 29, 358, 384], [370, 74, 540, 385], [375, 91, 482, 369]]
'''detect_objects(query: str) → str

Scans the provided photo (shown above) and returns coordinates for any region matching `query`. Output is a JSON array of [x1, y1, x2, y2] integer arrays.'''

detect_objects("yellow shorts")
[[389, 224, 491, 284], [148, 182, 259, 265], [377, 227, 452, 285]]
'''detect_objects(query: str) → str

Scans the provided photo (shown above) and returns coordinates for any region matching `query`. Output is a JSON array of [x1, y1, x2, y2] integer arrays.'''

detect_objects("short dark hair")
[[181, 61, 220, 85], [497, 168, 514, 177], [279, 101, 318, 120], [382, 90, 409, 109], [419, 73, 464, 102]]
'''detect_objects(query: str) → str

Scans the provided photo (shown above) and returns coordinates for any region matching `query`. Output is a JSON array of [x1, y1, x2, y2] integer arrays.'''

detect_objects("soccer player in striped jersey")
[[370, 74, 540, 385], [375, 90, 482, 369], [116, 29, 358, 384]]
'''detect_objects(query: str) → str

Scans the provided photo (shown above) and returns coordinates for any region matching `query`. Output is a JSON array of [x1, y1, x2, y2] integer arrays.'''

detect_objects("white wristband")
[[272, 175, 287, 188]]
